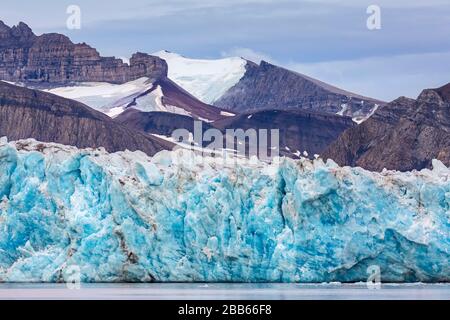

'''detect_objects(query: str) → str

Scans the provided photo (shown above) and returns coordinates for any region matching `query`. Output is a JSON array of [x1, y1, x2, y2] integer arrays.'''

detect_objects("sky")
[[1, 0, 449, 101]]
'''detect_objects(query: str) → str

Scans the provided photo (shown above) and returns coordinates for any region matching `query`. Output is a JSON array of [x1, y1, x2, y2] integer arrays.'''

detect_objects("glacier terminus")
[[0, 138, 449, 283]]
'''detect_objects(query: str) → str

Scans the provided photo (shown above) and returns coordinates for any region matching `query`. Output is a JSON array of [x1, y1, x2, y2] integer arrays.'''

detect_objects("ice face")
[[0, 139, 449, 283]]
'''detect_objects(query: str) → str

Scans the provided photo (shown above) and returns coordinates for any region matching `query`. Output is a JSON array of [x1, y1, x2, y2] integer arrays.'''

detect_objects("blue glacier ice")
[[0, 138, 449, 283]]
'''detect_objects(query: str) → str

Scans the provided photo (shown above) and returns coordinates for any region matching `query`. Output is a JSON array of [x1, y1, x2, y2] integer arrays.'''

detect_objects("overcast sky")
[[1, 0, 449, 101]]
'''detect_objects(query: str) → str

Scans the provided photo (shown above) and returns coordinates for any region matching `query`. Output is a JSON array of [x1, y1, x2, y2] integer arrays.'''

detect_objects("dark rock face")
[[0, 21, 167, 85], [213, 109, 355, 158], [116, 108, 215, 138], [0, 81, 172, 155], [323, 83, 450, 171], [215, 61, 384, 120]]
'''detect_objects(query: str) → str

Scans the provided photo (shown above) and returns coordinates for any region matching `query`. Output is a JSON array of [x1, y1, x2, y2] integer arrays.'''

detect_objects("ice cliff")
[[0, 138, 449, 283]]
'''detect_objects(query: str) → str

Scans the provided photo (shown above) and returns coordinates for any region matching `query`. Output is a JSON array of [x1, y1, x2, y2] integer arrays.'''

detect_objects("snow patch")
[[337, 103, 348, 116], [353, 104, 380, 124], [220, 111, 236, 117], [131, 85, 191, 117], [44, 77, 152, 112]]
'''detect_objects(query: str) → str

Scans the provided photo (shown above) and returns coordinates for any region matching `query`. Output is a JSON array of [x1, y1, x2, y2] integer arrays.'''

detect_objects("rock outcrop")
[[0, 21, 167, 85], [215, 61, 384, 121], [323, 83, 450, 171], [0, 81, 172, 155]]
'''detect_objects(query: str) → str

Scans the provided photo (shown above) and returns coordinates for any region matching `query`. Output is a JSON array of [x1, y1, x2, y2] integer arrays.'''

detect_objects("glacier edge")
[[0, 138, 449, 283]]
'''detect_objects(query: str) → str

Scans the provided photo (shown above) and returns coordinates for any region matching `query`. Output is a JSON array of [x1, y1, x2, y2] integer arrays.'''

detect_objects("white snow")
[[197, 117, 214, 123], [154, 50, 247, 104], [220, 111, 236, 117], [44, 77, 152, 112], [1, 80, 21, 86], [131, 85, 191, 117], [337, 103, 348, 116], [352, 104, 380, 124], [105, 107, 127, 118], [119, 57, 130, 65]]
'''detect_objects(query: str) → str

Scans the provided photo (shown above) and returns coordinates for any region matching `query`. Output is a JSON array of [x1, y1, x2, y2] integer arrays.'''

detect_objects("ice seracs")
[[0, 139, 449, 283]]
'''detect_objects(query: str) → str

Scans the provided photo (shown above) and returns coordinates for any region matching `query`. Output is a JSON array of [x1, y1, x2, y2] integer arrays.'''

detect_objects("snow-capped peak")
[[153, 50, 247, 104]]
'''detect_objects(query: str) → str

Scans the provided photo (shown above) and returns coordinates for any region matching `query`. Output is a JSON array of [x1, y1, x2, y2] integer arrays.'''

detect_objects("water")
[[0, 283, 448, 300]]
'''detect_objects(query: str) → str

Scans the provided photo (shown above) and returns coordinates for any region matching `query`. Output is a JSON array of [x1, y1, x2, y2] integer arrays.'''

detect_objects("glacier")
[[154, 50, 247, 104], [0, 138, 449, 283]]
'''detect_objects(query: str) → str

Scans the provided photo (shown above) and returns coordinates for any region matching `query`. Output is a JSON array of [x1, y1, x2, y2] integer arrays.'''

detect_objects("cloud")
[[221, 48, 275, 63]]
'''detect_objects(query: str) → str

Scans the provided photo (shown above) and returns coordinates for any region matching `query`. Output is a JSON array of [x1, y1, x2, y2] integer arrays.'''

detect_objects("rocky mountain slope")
[[215, 61, 384, 121], [323, 83, 450, 171], [0, 81, 171, 155], [117, 108, 354, 158], [214, 109, 355, 158], [0, 21, 167, 84], [116, 108, 215, 138]]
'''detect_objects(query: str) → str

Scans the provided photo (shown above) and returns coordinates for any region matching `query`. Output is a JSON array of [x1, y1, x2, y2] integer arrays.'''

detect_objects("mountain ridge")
[[0, 21, 167, 85]]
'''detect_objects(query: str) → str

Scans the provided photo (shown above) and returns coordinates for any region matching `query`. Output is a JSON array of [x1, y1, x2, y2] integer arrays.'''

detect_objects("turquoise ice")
[[0, 139, 449, 282]]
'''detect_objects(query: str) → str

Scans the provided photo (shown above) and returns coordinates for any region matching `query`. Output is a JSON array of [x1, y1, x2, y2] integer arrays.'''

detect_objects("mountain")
[[0, 22, 231, 122], [153, 51, 384, 121], [0, 81, 171, 155], [0, 21, 167, 84], [1, 21, 385, 123], [213, 109, 355, 158], [214, 61, 385, 122], [322, 83, 450, 171]]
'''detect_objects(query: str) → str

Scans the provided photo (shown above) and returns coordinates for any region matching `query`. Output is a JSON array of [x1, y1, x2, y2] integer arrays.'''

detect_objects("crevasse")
[[0, 138, 449, 283]]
